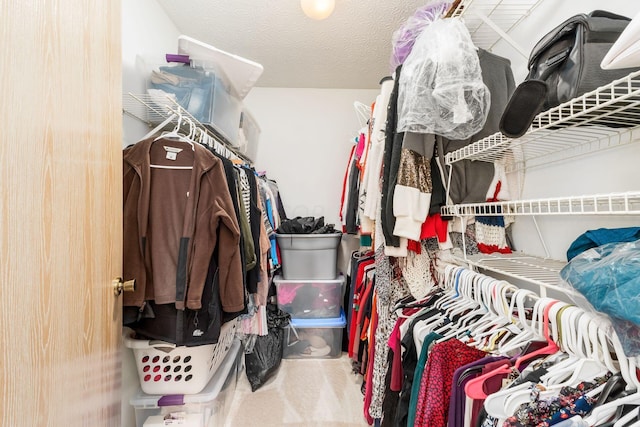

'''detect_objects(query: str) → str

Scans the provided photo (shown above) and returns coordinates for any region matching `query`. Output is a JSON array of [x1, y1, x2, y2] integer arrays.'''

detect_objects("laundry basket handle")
[[122, 327, 178, 350]]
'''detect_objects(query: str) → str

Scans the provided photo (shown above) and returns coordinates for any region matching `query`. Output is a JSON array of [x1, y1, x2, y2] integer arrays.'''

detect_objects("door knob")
[[113, 277, 136, 296]]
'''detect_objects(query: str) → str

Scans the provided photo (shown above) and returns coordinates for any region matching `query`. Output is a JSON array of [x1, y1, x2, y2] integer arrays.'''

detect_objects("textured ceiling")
[[156, 0, 429, 89]]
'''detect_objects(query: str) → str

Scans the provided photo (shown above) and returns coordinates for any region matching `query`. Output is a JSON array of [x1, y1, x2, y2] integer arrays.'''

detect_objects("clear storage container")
[[239, 109, 260, 160], [274, 275, 345, 319], [283, 311, 346, 359], [147, 60, 241, 145]]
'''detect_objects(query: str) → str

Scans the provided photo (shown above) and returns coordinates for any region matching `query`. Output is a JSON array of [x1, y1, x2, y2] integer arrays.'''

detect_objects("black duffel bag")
[[500, 10, 638, 138]]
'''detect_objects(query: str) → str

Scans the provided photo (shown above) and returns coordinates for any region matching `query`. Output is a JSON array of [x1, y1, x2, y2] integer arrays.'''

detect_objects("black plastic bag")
[[245, 305, 290, 392], [276, 216, 340, 234]]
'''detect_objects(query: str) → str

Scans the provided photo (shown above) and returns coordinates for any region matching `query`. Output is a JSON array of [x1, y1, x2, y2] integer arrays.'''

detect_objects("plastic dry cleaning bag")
[[397, 18, 490, 140], [560, 239, 640, 356], [390, 1, 452, 70]]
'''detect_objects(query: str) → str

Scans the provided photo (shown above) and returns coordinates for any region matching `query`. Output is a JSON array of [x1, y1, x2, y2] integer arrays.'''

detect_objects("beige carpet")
[[224, 353, 370, 427]]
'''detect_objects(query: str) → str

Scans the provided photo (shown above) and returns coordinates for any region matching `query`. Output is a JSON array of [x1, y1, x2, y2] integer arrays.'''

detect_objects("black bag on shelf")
[[500, 10, 638, 138]]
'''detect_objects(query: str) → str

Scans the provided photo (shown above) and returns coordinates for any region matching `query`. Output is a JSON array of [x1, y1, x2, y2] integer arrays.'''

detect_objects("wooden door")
[[0, 1, 122, 425]]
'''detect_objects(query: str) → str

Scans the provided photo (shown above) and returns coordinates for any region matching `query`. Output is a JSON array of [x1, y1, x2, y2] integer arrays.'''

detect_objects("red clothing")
[[414, 339, 486, 427], [408, 213, 449, 253], [363, 292, 378, 425], [348, 258, 375, 358]]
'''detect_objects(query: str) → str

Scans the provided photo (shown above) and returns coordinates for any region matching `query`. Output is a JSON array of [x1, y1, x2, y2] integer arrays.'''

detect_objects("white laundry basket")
[[124, 319, 237, 395]]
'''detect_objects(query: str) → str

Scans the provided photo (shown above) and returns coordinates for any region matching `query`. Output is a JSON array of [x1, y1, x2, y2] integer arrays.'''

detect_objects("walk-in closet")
[[3, 0, 640, 426]]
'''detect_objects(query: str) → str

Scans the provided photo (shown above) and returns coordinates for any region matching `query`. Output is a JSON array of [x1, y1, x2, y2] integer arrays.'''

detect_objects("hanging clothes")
[[122, 137, 245, 345]]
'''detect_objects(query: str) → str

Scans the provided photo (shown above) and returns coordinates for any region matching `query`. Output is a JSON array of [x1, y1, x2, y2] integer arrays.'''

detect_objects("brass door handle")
[[113, 277, 136, 296]]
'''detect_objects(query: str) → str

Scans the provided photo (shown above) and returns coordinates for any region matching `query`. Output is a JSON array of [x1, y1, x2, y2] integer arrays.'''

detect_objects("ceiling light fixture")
[[300, 0, 335, 20]]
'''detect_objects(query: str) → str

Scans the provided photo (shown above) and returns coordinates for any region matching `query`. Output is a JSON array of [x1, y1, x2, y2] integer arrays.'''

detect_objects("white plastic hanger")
[[142, 113, 177, 141], [353, 101, 371, 129], [601, 9, 640, 69], [584, 390, 640, 426], [154, 113, 195, 151], [613, 406, 640, 427], [149, 113, 196, 170]]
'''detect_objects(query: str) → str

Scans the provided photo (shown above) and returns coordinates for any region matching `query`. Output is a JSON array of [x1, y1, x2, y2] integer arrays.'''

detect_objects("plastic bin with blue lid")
[[283, 310, 346, 359]]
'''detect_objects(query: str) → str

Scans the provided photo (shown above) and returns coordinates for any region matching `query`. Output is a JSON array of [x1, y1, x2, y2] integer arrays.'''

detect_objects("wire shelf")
[[442, 191, 640, 216], [122, 92, 253, 164], [445, 71, 640, 170], [449, 0, 543, 50], [453, 252, 576, 298]]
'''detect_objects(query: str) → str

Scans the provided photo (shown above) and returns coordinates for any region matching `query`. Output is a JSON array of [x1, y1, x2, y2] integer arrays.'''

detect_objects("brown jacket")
[[122, 138, 244, 312]]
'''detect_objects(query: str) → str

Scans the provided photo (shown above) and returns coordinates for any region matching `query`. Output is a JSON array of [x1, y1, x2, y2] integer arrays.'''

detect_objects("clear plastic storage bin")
[[283, 311, 346, 359], [276, 233, 342, 280], [131, 339, 243, 427], [147, 61, 241, 145], [274, 275, 345, 319], [239, 109, 260, 160]]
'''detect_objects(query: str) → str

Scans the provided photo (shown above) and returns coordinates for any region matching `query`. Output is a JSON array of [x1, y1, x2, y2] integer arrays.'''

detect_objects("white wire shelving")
[[444, 71, 640, 172], [451, 252, 574, 298], [442, 191, 640, 217], [122, 92, 253, 164], [449, 0, 543, 54], [443, 192, 640, 291]]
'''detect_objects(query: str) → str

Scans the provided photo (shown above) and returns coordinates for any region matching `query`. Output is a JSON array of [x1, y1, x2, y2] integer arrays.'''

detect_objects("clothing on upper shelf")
[[436, 49, 516, 205], [566, 227, 640, 261]]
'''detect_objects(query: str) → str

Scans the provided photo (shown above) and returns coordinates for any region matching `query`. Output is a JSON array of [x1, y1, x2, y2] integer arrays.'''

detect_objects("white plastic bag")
[[397, 18, 490, 140]]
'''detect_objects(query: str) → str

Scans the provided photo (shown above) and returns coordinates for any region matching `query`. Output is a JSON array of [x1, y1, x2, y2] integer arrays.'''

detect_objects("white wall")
[[484, 2, 640, 261], [121, 2, 181, 426], [122, 0, 181, 147], [244, 87, 380, 228]]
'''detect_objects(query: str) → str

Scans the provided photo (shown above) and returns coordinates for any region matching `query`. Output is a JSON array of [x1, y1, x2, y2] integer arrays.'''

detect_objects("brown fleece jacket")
[[122, 137, 244, 312]]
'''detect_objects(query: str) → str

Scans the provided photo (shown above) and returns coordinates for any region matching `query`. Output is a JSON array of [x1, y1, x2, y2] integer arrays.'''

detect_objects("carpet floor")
[[224, 353, 369, 427]]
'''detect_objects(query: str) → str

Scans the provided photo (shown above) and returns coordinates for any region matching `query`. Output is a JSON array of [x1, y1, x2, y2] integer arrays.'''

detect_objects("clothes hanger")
[[416, 271, 480, 344], [502, 380, 608, 423], [461, 280, 516, 349], [464, 299, 561, 400], [353, 101, 371, 131], [539, 307, 611, 388], [614, 406, 640, 427], [153, 113, 195, 149], [149, 113, 196, 170], [142, 113, 177, 141], [496, 289, 539, 355], [585, 391, 640, 426], [582, 324, 640, 426]]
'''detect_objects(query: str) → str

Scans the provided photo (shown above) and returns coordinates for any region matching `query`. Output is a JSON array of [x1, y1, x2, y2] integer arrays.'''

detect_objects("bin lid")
[[130, 339, 241, 407], [273, 274, 345, 285], [289, 310, 346, 328], [275, 233, 342, 238], [178, 35, 263, 99]]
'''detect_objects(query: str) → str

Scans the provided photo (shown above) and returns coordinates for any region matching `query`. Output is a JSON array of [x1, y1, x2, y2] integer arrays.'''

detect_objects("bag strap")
[[589, 10, 631, 22]]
